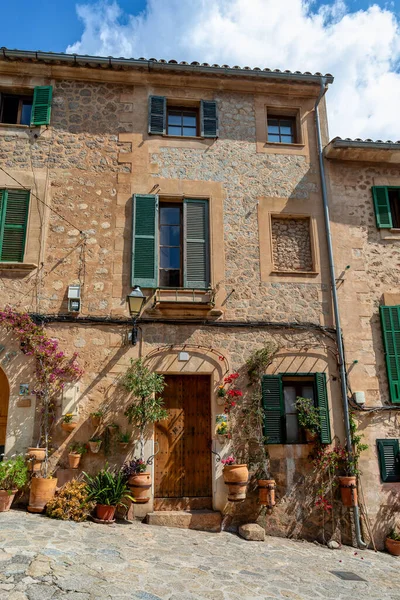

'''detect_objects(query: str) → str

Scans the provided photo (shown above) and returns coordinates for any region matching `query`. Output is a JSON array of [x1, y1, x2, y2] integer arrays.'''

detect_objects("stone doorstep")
[[146, 510, 222, 533]]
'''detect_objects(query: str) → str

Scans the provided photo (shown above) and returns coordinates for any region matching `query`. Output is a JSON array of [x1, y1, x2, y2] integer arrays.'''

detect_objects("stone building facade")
[[0, 49, 382, 545]]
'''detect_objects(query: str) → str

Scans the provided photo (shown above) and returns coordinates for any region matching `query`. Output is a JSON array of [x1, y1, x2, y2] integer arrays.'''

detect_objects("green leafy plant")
[[349, 412, 368, 475], [0, 456, 29, 492], [120, 359, 167, 460], [246, 343, 277, 385], [88, 436, 102, 443], [295, 397, 321, 436], [62, 413, 74, 423], [69, 442, 87, 455], [388, 528, 400, 541], [84, 467, 133, 507], [46, 480, 95, 522], [90, 410, 104, 418], [121, 458, 147, 479], [119, 432, 130, 443]]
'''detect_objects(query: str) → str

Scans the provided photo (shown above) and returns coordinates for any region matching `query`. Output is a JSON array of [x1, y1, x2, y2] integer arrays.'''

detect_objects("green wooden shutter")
[[183, 199, 210, 289], [0, 189, 30, 262], [200, 100, 218, 138], [262, 375, 284, 444], [377, 439, 400, 482], [380, 306, 400, 403], [31, 86, 52, 126], [148, 96, 166, 135], [131, 194, 158, 287], [315, 373, 332, 444], [372, 186, 392, 229]]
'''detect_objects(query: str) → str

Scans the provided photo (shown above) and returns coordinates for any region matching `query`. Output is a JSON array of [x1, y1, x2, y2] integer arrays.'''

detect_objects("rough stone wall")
[[328, 160, 400, 549], [271, 217, 313, 272]]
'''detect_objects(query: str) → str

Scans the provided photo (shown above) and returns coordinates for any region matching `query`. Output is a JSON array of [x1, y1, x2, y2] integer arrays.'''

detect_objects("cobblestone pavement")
[[0, 511, 399, 600]]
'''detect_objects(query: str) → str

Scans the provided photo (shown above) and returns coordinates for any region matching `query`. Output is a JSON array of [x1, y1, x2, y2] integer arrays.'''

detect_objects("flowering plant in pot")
[[88, 436, 102, 454], [68, 442, 87, 469], [386, 528, 400, 556], [221, 455, 249, 502], [121, 458, 150, 503], [0, 456, 29, 512], [90, 410, 104, 428], [295, 397, 321, 442], [62, 413, 77, 433], [84, 467, 133, 522]]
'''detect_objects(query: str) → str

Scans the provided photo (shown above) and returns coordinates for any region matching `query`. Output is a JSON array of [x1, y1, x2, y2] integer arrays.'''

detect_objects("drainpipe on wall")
[[314, 78, 367, 549]]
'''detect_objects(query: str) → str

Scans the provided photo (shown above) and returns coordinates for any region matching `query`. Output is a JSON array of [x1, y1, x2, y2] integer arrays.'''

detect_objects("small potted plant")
[[221, 456, 249, 502], [121, 458, 151, 503], [386, 528, 400, 556], [0, 456, 29, 512], [84, 467, 133, 522], [215, 414, 230, 443], [295, 397, 321, 442], [118, 432, 130, 450], [107, 423, 119, 435], [88, 436, 102, 454], [68, 442, 87, 469], [61, 413, 77, 433], [90, 410, 104, 428]]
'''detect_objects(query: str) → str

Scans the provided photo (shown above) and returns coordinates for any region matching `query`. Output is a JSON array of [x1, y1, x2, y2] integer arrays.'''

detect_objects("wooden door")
[[0, 368, 9, 452], [155, 375, 212, 503]]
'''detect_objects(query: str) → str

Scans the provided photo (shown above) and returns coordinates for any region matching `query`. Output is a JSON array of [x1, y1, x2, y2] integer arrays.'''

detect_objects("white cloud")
[[67, 0, 400, 140]]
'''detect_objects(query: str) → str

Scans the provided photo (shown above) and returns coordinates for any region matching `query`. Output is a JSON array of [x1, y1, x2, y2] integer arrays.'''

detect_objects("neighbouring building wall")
[[327, 158, 400, 548]]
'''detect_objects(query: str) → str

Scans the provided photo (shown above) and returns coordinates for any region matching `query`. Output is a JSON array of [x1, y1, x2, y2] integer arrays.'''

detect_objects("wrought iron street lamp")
[[126, 286, 147, 346]]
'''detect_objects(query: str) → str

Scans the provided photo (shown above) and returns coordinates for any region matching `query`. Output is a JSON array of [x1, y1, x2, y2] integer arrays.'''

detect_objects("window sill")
[[151, 288, 215, 310], [264, 141, 305, 148], [163, 134, 206, 140], [271, 269, 318, 276], [0, 262, 38, 271], [380, 229, 400, 241]]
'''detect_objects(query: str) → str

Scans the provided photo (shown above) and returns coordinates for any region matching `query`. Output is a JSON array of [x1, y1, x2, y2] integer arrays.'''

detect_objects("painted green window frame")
[[380, 305, 400, 403], [377, 439, 400, 482], [148, 96, 219, 138], [262, 372, 332, 444], [0, 188, 30, 262], [31, 86, 52, 127]]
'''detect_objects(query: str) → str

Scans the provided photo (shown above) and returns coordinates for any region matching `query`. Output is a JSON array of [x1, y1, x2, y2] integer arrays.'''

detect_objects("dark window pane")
[[160, 246, 180, 268], [268, 133, 281, 143], [168, 114, 182, 126], [167, 125, 182, 136], [1, 96, 19, 124], [20, 103, 32, 126], [160, 269, 180, 287], [160, 225, 180, 246], [160, 207, 180, 225], [183, 114, 196, 126], [268, 118, 279, 127], [183, 127, 196, 137]]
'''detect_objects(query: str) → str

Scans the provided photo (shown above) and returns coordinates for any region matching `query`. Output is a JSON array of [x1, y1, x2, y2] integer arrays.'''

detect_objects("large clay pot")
[[88, 440, 102, 454], [62, 422, 77, 433], [27, 448, 46, 473], [96, 504, 116, 521], [385, 537, 400, 556], [258, 479, 276, 508], [338, 476, 358, 507], [223, 464, 249, 502], [27, 477, 57, 513], [68, 453, 81, 469], [128, 472, 151, 504], [0, 489, 17, 512]]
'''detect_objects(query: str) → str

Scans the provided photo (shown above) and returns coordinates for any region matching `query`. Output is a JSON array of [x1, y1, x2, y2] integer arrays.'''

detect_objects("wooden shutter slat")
[[31, 86, 52, 126], [315, 372, 332, 444], [184, 199, 209, 289], [377, 439, 400, 482], [0, 189, 30, 263], [380, 306, 400, 403], [200, 100, 218, 138], [372, 186, 392, 229], [131, 194, 158, 287], [148, 96, 166, 135], [262, 375, 284, 444]]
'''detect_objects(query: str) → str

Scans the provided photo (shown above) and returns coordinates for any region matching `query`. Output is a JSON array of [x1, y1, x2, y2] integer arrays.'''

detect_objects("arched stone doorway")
[[0, 367, 10, 457]]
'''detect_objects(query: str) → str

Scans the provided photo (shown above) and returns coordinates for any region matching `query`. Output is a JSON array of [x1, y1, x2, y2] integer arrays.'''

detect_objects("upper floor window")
[[0, 189, 30, 262], [132, 194, 210, 289], [373, 186, 400, 229], [267, 115, 296, 144], [148, 96, 218, 138], [0, 86, 52, 127]]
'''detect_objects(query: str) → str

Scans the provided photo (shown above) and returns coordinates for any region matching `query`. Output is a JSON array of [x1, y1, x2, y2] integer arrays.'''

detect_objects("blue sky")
[[1, 0, 398, 53]]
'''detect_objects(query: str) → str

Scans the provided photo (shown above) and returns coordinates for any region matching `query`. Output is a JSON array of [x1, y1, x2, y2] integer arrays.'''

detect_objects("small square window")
[[167, 108, 198, 137], [0, 94, 33, 126], [267, 115, 296, 144]]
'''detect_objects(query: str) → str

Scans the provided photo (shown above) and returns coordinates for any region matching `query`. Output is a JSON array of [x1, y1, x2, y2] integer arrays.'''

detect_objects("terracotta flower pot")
[[305, 430, 318, 443], [88, 440, 102, 453], [68, 453, 81, 469], [222, 464, 249, 502], [258, 479, 276, 508], [27, 477, 57, 513], [96, 504, 116, 521], [27, 448, 46, 461], [0, 489, 17, 512], [338, 476, 358, 507], [62, 422, 77, 433], [128, 472, 151, 503], [91, 415, 102, 428], [385, 537, 400, 556], [118, 442, 129, 451]]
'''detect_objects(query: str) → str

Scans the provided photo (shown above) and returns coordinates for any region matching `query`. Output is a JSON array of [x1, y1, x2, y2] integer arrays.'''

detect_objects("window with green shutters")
[[377, 439, 400, 482], [261, 373, 332, 444], [31, 86, 52, 126], [132, 194, 210, 289], [380, 305, 400, 403], [372, 186, 400, 229], [0, 189, 30, 262], [148, 96, 218, 138]]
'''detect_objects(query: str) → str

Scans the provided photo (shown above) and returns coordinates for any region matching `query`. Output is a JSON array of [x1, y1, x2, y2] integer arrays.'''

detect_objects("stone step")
[[146, 510, 222, 533]]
